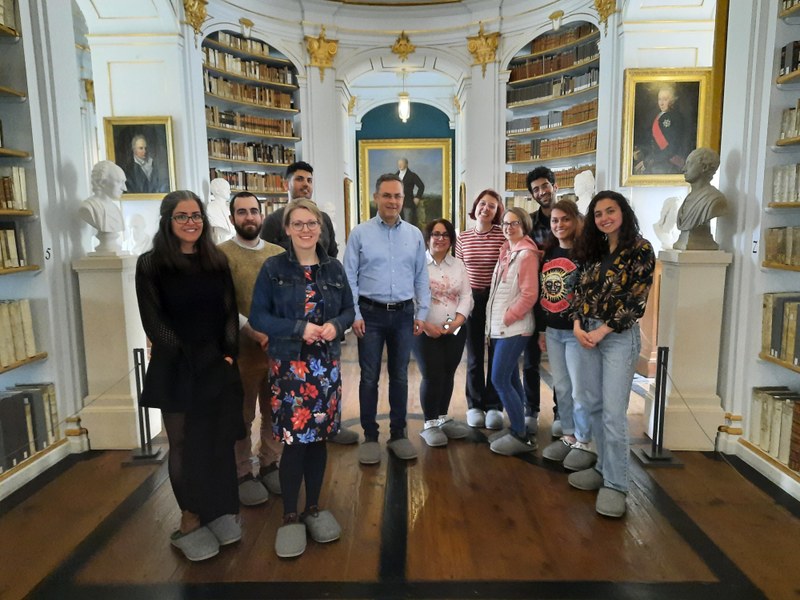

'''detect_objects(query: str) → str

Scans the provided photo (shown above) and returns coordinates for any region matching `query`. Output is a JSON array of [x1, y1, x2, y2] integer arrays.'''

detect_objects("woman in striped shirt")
[[455, 189, 507, 430]]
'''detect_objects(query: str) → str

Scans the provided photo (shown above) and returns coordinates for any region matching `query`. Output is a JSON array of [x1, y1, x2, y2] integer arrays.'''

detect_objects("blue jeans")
[[491, 335, 529, 437], [357, 301, 415, 440], [573, 319, 640, 493], [545, 328, 591, 442]]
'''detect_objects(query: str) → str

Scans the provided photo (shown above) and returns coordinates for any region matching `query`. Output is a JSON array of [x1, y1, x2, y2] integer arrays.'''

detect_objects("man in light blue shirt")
[[344, 173, 430, 465]]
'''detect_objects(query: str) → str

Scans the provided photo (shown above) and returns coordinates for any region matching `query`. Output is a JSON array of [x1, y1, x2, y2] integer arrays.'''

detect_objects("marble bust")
[[573, 169, 595, 216], [79, 161, 127, 255], [207, 177, 235, 244], [674, 147, 728, 251]]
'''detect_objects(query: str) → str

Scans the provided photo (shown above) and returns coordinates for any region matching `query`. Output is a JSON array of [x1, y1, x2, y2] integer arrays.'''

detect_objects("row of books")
[[0, 166, 28, 210], [209, 32, 271, 58], [509, 42, 598, 83], [761, 292, 800, 365], [0, 221, 27, 269], [0, 298, 36, 367], [0, 384, 59, 472], [0, 0, 17, 32], [208, 138, 296, 165], [506, 99, 598, 135], [771, 163, 800, 203], [203, 49, 294, 86], [778, 103, 800, 140], [749, 387, 800, 472], [507, 70, 599, 107], [505, 164, 595, 191], [209, 168, 286, 195], [506, 131, 596, 162], [779, 40, 800, 77], [527, 23, 596, 55], [764, 226, 800, 267], [206, 106, 296, 137], [204, 73, 295, 110]]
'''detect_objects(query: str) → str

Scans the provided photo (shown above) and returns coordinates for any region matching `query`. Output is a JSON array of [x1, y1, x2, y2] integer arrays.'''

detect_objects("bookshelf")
[[504, 21, 599, 205], [202, 30, 299, 210], [741, 2, 800, 488], [0, 0, 62, 483]]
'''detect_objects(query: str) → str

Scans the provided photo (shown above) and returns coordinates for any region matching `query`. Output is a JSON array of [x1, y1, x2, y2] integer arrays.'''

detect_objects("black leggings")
[[163, 411, 239, 524], [279, 441, 327, 516]]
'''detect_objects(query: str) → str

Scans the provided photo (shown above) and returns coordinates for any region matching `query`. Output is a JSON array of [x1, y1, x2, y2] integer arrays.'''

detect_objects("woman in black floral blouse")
[[566, 191, 655, 518]]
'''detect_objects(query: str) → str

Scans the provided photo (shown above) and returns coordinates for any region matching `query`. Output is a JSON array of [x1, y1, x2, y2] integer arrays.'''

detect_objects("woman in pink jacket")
[[485, 207, 540, 456]]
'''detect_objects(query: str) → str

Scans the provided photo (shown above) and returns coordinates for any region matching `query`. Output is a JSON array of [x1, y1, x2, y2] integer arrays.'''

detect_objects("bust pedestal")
[[73, 255, 161, 448], [651, 249, 732, 450]]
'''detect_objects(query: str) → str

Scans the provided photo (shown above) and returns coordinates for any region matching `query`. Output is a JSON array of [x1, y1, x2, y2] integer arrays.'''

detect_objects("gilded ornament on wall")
[[594, 0, 617, 35], [348, 95, 357, 116], [466, 22, 500, 78], [182, 0, 208, 37], [453, 95, 461, 114], [305, 26, 338, 82], [392, 32, 416, 62]]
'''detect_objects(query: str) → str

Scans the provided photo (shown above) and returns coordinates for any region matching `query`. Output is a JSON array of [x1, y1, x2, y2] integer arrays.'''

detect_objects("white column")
[[464, 62, 505, 202], [653, 249, 732, 450], [73, 256, 160, 449]]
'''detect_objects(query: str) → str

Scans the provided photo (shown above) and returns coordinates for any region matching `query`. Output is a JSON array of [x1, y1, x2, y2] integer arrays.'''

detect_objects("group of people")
[[134, 160, 654, 564]]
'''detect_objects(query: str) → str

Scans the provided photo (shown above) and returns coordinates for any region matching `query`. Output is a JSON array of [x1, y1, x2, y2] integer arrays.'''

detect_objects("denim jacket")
[[250, 244, 355, 361]]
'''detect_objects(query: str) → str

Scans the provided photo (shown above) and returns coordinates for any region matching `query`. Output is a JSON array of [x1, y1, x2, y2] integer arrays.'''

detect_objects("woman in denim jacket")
[[250, 199, 355, 558]]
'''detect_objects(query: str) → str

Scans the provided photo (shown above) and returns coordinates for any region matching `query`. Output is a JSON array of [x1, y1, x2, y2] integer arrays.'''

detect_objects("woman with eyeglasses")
[[412, 219, 473, 447], [455, 189, 506, 430], [250, 199, 355, 558], [135, 190, 244, 562], [568, 191, 654, 518], [485, 206, 540, 455]]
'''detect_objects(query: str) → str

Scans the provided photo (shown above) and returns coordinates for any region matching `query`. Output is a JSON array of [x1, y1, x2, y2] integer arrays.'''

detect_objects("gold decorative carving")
[[239, 17, 254, 38], [305, 26, 338, 82], [182, 0, 208, 37], [83, 79, 95, 106], [348, 95, 357, 116], [594, 0, 618, 35], [466, 22, 500, 78], [453, 95, 461, 114], [392, 31, 416, 62]]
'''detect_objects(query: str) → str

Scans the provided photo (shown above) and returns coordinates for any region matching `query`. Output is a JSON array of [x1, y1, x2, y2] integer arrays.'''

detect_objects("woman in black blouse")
[[136, 190, 244, 561], [567, 191, 655, 518]]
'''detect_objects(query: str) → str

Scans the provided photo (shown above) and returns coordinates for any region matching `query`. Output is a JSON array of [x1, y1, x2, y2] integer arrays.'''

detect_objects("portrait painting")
[[104, 116, 176, 200], [358, 138, 452, 229], [621, 68, 712, 187]]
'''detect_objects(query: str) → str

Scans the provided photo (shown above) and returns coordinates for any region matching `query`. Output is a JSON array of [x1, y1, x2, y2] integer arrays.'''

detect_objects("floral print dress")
[[270, 265, 341, 444]]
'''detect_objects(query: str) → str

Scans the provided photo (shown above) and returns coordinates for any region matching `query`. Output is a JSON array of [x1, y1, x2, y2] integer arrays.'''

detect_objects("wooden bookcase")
[[0, 0, 62, 481], [744, 1, 800, 478], [504, 21, 599, 209], [202, 30, 300, 212]]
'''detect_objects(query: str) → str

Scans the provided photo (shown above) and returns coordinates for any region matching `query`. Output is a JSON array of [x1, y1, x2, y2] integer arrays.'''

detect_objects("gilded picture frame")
[[358, 138, 452, 228], [621, 68, 712, 187], [104, 116, 177, 200]]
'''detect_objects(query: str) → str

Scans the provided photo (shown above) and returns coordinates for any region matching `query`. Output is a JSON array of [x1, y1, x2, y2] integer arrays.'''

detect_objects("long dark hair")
[[541, 199, 582, 253], [151, 190, 228, 271], [574, 191, 640, 264]]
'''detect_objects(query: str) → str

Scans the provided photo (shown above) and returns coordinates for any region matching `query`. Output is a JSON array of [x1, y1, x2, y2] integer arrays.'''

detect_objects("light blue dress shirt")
[[343, 215, 430, 321]]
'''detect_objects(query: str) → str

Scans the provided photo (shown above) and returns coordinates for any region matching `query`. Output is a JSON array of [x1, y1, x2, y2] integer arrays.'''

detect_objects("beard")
[[234, 222, 260, 241]]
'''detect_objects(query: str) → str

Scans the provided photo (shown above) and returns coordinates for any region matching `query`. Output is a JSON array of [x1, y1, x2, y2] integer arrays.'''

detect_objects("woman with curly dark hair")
[[567, 191, 655, 518], [136, 190, 244, 561]]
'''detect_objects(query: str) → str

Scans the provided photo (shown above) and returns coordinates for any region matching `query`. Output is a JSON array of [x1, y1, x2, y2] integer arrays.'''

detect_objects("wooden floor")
[[2, 337, 799, 600]]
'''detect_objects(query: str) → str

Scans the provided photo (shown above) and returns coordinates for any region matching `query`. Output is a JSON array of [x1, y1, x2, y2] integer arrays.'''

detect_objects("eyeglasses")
[[289, 220, 320, 232], [172, 213, 203, 224], [430, 232, 449, 239], [502, 221, 522, 229]]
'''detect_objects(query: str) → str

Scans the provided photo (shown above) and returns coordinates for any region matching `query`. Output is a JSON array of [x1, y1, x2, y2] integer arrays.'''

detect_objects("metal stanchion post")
[[634, 346, 681, 468], [125, 348, 165, 464]]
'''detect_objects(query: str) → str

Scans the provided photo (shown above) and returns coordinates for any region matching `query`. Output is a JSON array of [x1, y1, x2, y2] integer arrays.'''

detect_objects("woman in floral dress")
[[250, 199, 354, 558]]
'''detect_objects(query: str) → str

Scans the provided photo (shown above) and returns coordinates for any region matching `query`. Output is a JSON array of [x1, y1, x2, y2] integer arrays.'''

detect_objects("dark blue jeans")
[[357, 300, 415, 440], [465, 288, 501, 411]]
